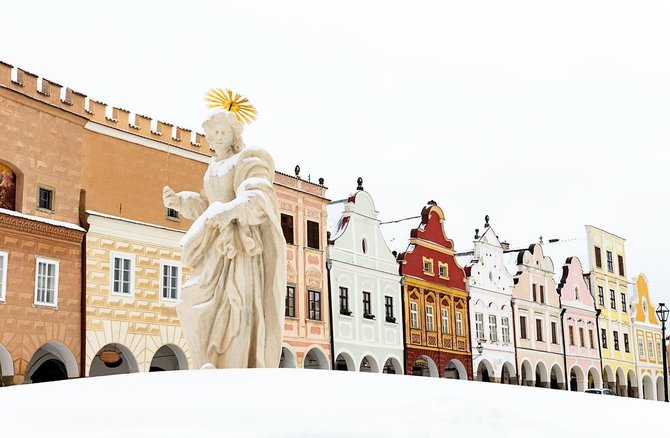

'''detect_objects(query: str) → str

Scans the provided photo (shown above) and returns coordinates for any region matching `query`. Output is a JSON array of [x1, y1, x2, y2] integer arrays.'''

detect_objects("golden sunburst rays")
[[204, 88, 258, 124]]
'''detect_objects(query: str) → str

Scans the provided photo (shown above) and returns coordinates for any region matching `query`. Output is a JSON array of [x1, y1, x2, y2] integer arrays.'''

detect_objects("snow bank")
[[0, 369, 666, 437]]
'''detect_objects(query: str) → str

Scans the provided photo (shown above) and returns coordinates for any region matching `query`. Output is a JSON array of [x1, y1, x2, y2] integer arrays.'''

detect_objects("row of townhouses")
[[0, 61, 667, 402]]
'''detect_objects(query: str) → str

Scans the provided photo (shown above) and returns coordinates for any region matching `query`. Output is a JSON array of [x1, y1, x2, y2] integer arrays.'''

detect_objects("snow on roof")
[[0, 207, 85, 232], [0, 369, 666, 437], [326, 200, 346, 235]]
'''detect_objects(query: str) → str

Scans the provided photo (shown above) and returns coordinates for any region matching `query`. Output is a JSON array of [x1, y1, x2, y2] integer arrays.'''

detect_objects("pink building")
[[557, 257, 602, 391]]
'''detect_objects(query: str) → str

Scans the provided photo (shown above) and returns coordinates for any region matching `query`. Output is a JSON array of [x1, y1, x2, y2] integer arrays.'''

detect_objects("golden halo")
[[204, 88, 258, 125]]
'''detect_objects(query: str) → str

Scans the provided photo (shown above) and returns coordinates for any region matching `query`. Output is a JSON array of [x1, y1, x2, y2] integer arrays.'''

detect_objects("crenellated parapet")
[[0, 60, 211, 157]]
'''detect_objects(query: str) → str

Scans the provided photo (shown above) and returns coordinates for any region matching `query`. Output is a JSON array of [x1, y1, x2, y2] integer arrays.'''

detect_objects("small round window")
[[488, 272, 493, 281], [362, 237, 368, 254]]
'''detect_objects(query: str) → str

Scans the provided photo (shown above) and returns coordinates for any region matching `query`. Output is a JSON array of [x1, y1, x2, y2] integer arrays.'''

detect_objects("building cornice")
[[0, 211, 84, 243]]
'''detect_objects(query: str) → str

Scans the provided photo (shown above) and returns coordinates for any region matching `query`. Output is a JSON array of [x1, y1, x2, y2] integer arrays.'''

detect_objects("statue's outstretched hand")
[[163, 186, 181, 210]]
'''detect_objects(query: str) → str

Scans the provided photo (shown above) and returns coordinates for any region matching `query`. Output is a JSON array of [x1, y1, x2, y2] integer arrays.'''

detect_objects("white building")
[[327, 180, 404, 374], [463, 219, 517, 383]]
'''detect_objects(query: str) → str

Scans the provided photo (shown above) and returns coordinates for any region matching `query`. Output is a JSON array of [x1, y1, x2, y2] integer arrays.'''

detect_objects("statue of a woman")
[[162, 109, 286, 369]]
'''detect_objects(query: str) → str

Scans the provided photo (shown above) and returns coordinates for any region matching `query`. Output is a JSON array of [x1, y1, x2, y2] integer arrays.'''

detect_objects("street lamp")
[[655, 302, 669, 402], [473, 341, 484, 360]]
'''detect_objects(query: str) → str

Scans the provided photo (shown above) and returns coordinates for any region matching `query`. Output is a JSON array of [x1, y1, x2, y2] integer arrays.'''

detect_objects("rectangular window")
[[441, 308, 450, 334], [0, 251, 7, 301], [579, 327, 585, 347], [589, 329, 595, 349], [606, 251, 614, 272], [594, 246, 602, 269], [658, 341, 663, 360], [551, 321, 557, 344], [410, 302, 419, 329], [339, 287, 349, 314], [520, 316, 527, 339], [610, 290, 616, 310], [306, 220, 320, 249], [426, 305, 435, 331], [624, 333, 629, 353], [285, 286, 296, 317], [422, 257, 434, 275], [613, 330, 619, 351], [569, 326, 575, 346], [112, 254, 133, 295], [438, 262, 449, 279], [34, 258, 58, 306], [281, 214, 294, 245], [540, 285, 545, 304], [617, 255, 625, 277], [601, 328, 608, 349], [648, 340, 655, 360], [638, 336, 646, 358], [161, 263, 179, 300], [536, 319, 543, 342], [621, 293, 627, 312], [166, 208, 179, 220], [384, 296, 394, 322], [532, 284, 537, 302], [37, 186, 54, 211], [488, 315, 498, 342], [363, 291, 372, 317], [598, 286, 605, 306], [501, 317, 510, 343], [308, 290, 321, 320], [456, 312, 463, 336], [475, 313, 484, 340]]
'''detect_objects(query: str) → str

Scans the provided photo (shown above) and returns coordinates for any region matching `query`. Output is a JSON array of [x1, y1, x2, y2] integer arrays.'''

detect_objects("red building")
[[397, 201, 472, 379]]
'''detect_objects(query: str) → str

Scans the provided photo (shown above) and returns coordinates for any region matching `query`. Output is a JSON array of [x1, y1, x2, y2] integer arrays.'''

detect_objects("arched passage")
[[279, 347, 296, 368], [603, 365, 614, 391], [627, 369, 638, 398], [149, 344, 188, 372], [570, 366, 585, 392], [24, 341, 78, 384], [335, 352, 355, 371], [535, 362, 548, 388], [89, 343, 139, 377], [615, 367, 625, 396], [445, 359, 467, 380], [550, 364, 564, 390], [657, 376, 665, 402], [412, 355, 438, 377], [382, 357, 402, 374], [359, 355, 379, 373], [587, 367, 601, 389], [501, 362, 516, 384], [642, 375, 654, 400], [0, 343, 14, 384], [476, 359, 494, 382], [520, 360, 533, 386], [303, 347, 329, 370]]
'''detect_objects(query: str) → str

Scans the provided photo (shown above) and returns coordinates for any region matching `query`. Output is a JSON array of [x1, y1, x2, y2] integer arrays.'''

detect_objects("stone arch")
[[500, 361, 516, 384], [0, 160, 22, 211], [0, 342, 14, 379], [535, 361, 548, 388], [149, 344, 188, 372], [520, 360, 533, 386], [303, 346, 329, 370], [569, 365, 585, 392], [588, 367, 602, 389], [24, 341, 78, 383], [475, 359, 494, 382], [615, 367, 625, 396], [627, 369, 638, 398], [642, 375, 654, 400], [412, 355, 438, 377], [89, 343, 139, 377], [602, 365, 614, 391], [445, 358, 468, 380], [279, 346, 297, 368], [335, 351, 355, 371], [550, 363, 564, 390], [382, 356, 403, 374], [359, 355, 379, 373], [656, 376, 665, 401]]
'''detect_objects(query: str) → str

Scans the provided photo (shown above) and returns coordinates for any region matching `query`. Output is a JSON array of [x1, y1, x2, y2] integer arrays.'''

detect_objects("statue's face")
[[205, 118, 235, 155]]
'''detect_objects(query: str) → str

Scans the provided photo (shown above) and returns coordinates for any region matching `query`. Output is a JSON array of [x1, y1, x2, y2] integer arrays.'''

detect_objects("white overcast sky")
[[3, 1, 670, 307]]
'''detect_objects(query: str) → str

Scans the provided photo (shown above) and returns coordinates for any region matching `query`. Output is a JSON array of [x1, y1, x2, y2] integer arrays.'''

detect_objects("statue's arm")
[[163, 186, 209, 220]]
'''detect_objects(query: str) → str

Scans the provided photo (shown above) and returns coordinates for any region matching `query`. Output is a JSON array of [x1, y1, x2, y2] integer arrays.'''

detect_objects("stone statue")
[[162, 109, 286, 369]]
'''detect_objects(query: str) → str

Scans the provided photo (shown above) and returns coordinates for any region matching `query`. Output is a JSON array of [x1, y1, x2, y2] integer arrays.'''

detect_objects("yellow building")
[[630, 274, 665, 401], [585, 226, 637, 396]]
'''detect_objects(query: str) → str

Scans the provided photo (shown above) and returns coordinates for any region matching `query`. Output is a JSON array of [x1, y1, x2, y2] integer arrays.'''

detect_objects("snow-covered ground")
[[0, 369, 667, 437]]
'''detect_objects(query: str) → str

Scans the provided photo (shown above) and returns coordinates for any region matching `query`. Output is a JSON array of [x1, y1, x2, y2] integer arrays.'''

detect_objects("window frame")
[[426, 305, 435, 332], [620, 293, 627, 312], [441, 308, 450, 334], [456, 311, 464, 336], [624, 333, 630, 353], [362, 291, 373, 318], [579, 327, 585, 348], [551, 321, 558, 344], [306, 220, 320, 250], [410, 301, 419, 329], [34, 257, 59, 307], [281, 213, 295, 245], [0, 250, 8, 302], [594, 246, 602, 268], [601, 328, 608, 349], [648, 339, 655, 360], [609, 289, 616, 310], [589, 329, 595, 349], [569, 325, 575, 346], [475, 312, 484, 340], [36, 185, 55, 212], [501, 317, 510, 343], [520, 315, 528, 339], [617, 255, 625, 277], [307, 289, 321, 321], [536, 319, 543, 342], [606, 250, 614, 272], [339, 286, 350, 315], [438, 262, 449, 279], [422, 257, 434, 276], [488, 314, 498, 342], [285, 285, 296, 317], [110, 252, 135, 297], [598, 286, 604, 306], [384, 295, 395, 322], [159, 261, 181, 302], [638, 336, 646, 359], [165, 207, 180, 221], [613, 330, 619, 351]]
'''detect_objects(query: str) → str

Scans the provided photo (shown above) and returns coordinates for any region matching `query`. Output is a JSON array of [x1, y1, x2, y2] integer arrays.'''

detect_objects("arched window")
[[0, 163, 17, 211]]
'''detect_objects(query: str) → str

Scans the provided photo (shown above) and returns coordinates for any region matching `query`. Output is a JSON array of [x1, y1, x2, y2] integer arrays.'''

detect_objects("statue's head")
[[202, 109, 245, 155]]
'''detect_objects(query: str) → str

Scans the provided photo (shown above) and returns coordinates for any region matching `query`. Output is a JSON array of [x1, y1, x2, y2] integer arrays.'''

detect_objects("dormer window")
[[422, 257, 434, 275], [438, 262, 449, 279]]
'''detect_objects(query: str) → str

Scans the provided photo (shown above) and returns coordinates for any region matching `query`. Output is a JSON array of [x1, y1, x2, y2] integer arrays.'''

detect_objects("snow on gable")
[[556, 256, 593, 309], [468, 225, 513, 295]]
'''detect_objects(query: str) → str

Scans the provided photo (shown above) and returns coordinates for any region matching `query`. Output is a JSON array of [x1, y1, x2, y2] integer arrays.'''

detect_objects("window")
[[501, 317, 510, 343], [598, 286, 604, 306], [520, 316, 527, 339], [551, 321, 557, 344], [34, 258, 58, 306], [281, 214, 294, 245], [441, 308, 450, 334], [166, 208, 179, 220], [426, 305, 435, 331], [613, 331, 619, 351], [609, 290, 616, 310], [606, 251, 614, 272], [648, 340, 655, 360], [536, 319, 543, 342], [638, 336, 645, 358], [475, 313, 484, 340], [363, 291, 372, 317], [438, 262, 449, 279], [620, 293, 627, 312], [306, 220, 320, 249], [579, 327, 585, 347], [410, 302, 419, 329], [569, 326, 575, 346], [617, 255, 625, 277], [37, 186, 54, 211], [111, 254, 133, 295], [589, 329, 595, 349], [488, 315, 498, 342], [384, 296, 394, 322], [532, 284, 537, 302], [0, 250, 7, 301], [308, 290, 321, 320], [601, 329, 608, 349], [624, 333, 629, 353], [161, 263, 179, 300], [539, 285, 545, 304], [285, 286, 296, 317], [594, 246, 602, 268], [339, 287, 350, 315], [422, 257, 434, 275], [456, 312, 463, 336], [658, 341, 663, 360]]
